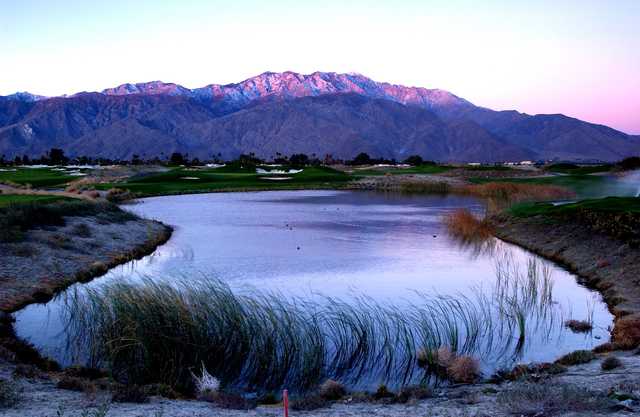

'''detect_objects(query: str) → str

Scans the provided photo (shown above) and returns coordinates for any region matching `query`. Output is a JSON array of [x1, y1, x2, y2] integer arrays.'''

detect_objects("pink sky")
[[2, 0, 639, 134]]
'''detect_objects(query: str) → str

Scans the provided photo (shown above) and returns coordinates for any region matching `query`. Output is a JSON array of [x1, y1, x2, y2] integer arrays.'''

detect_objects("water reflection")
[[13, 190, 612, 380]]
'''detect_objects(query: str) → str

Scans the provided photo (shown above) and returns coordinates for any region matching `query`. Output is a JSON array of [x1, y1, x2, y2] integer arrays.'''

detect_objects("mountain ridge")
[[1, 72, 638, 162]]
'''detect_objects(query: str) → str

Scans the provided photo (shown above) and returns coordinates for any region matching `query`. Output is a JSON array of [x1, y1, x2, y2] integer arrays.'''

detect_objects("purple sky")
[[2, 0, 639, 134]]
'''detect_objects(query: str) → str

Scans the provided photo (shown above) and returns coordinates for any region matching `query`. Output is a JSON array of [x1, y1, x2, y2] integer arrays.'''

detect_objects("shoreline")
[[0, 216, 173, 315], [490, 213, 640, 350], [1, 190, 639, 416]]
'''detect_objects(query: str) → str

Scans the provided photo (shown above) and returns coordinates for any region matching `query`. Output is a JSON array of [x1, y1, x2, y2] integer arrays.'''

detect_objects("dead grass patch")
[[564, 319, 593, 333], [444, 209, 493, 243], [612, 314, 640, 349], [459, 182, 575, 203]]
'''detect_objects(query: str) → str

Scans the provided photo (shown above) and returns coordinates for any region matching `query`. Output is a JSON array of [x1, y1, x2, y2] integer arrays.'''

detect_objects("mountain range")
[[1, 71, 638, 162]]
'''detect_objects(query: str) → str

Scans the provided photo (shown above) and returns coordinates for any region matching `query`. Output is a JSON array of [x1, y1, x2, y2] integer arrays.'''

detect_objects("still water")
[[14, 190, 613, 376]]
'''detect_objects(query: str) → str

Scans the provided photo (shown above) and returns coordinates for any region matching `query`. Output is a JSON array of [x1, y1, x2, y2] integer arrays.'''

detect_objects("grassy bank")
[[96, 166, 352, 197], [0, 168, 78, 188]]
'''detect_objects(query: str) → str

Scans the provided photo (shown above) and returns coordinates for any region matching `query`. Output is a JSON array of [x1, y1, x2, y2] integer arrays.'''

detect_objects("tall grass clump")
[[444, 209, 494, 244], [62, 260, 566, 395]]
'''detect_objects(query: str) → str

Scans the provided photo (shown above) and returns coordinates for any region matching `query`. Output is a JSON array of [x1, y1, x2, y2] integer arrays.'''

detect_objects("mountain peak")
[[4, 91, 47, 102]]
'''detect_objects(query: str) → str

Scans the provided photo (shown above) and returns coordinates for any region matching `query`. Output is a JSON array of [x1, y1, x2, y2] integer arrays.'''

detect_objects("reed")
[[61, 260, 565, 395]]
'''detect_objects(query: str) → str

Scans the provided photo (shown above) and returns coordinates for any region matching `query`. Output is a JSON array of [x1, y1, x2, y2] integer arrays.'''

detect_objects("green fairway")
[[0, 168, 77, 187], [96, 165, 352, 196], [351, 164, 451, 176], [544, 163, 613, 175], [509, 196, 640, 218], [0, 194, 72, 208]]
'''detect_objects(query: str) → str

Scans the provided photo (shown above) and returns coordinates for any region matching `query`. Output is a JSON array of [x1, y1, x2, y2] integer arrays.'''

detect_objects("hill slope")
[[1, 72, 638, 162]]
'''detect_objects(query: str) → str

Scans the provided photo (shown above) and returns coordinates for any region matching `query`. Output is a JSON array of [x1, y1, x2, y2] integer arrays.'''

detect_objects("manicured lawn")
[[0, 168, 77, 187], [0, 194, 72, 207], [544, 163, 613, 175], [95, 166, 353, 196], [509, 196, 640, 218], [352, 164, 451, 176]]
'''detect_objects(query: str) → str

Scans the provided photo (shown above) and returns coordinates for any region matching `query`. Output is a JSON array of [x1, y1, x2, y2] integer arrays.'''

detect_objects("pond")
[[13, 190, 613, 388]]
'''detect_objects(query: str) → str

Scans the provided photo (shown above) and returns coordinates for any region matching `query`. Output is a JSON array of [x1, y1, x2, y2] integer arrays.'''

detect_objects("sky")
[[1, 0, 639, 134]]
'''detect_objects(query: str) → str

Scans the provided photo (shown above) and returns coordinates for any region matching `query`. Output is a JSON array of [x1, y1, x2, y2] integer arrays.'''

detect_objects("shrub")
[[318, 379, 346, 400], [373, 384, 396, 401], [556, 350, 595, 366], [57, 376, 96, 393], [12, 364, 40, 379], [111, 384, 149, 403], [444, 209, 493, 243], [106, 188, 133, 203], [564, 319, 593, 333], [612, 314, 640, 349], [601, 356, 623, 371], [0, 378, 20, 408], [447, 355, 479, 383], [62, 365, 107, 380], [258, 392, 279, 405]]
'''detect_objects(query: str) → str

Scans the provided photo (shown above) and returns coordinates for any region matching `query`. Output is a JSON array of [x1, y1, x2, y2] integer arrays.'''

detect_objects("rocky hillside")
[[1, 72, 638, 162]]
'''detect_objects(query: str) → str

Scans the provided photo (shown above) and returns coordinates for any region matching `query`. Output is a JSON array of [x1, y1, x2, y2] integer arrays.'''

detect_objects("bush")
[[57, 376, 96, 393], [444, 209, 493, 243], [601, 356, 623, 371], [106, 188, 133, 203], [111, 384, 149, 403], [556, 350, 595, 366], [447, 355, 480, 383], [0, 378, 21, 408], [612, 314, 640, 349], [318, 379, 346, 400], [373, 384, 396, 401], [62, 365, 107, 380]]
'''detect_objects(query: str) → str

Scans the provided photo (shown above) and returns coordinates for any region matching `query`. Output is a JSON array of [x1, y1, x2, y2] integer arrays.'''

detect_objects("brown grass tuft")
[[564, 319, 593, 333], [459, 182, 575, 208], [318, 379, 346, 400], [445, 209, 493, 242], [612, 314, 640, 349], [447, 355, 480, 383]]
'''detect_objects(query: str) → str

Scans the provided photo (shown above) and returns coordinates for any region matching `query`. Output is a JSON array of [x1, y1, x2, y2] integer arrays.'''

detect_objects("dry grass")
[[459, 182, 574, 205], [318, 379, 346, 400], [555, 350, 595, 366], [564, 319, 593, 333], [612, 314, 640, 349], [447, 355, 480, 384], [57, 376, 96, 393], [444, 209, 493, 242], [400, 181, 451, 194]]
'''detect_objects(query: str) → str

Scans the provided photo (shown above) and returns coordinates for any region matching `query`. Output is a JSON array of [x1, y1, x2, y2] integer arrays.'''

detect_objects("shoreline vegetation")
[[1, 154, 640, 414]]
